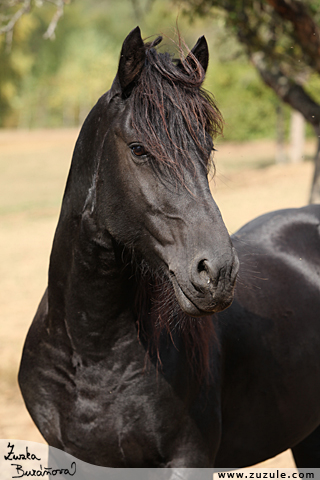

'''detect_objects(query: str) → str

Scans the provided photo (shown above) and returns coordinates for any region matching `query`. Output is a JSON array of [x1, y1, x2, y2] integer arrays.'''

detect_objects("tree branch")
[[43, 0, 66, 40], [265, 0, 320, 73], [0, 0, 31, 35], [0, 0, 67, 43], [251, 50, 320, 133]]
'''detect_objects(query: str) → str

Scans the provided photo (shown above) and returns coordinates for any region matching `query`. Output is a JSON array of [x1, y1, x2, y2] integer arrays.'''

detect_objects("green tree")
[[0, 0, 71, 126], [180, 0, 320, 202], [0, 0, 68, 42], [1, 0, 300, 157]]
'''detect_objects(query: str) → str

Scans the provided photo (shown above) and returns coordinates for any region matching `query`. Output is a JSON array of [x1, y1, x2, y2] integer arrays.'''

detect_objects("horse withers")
[[19, 27, 320, 469]]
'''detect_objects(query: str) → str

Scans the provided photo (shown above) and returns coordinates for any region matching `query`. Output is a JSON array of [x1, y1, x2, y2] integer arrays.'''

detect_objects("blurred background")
[[1, 0, 320, 468]]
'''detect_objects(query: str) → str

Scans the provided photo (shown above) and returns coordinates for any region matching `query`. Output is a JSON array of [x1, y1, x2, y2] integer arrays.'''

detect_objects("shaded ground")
[[0, 129, 315, 467]]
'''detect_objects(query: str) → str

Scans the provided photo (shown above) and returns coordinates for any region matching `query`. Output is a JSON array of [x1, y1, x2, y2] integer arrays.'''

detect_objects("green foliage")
[[3, 0, 210, 127], [0, 12, 36, 126], [0, 0, 293, 142], [205, 58, 286, 141]]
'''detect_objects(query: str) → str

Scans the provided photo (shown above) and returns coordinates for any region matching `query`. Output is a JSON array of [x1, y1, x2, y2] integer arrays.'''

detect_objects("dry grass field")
[[0, 128, 316, 467]]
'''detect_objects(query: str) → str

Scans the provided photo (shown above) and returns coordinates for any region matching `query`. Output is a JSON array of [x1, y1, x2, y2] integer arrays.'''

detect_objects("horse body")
[[216, 206, 320, 467], [19, 27, 320, 469]]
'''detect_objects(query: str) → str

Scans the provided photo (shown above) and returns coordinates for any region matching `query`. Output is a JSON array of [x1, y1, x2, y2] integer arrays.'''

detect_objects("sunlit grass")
[[0, 129, 78, 216]]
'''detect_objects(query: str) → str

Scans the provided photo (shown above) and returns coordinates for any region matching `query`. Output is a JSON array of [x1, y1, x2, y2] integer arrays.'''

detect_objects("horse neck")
[[48, 206, 138, 358], [48, 202, 213, 382], [47, 93, 139, 358]]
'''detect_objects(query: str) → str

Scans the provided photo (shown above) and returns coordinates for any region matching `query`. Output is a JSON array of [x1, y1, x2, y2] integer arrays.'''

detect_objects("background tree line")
[[1, 0, 320, 198]]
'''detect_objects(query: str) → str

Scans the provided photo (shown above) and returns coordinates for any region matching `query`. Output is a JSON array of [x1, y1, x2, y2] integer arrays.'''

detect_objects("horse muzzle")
[[169, 247, 239, 317]]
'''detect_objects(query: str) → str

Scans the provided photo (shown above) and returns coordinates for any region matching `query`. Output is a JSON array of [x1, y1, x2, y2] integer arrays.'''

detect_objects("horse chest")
[[21, 309, 215, 467], [51, 354, 193, 466]]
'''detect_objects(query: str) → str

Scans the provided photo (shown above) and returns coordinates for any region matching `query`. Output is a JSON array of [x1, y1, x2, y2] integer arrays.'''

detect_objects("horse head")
[[58, 27, 239, 318]]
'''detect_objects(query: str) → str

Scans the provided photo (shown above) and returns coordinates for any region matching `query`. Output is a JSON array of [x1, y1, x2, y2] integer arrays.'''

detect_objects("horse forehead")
[[109, 100, 134, 134]]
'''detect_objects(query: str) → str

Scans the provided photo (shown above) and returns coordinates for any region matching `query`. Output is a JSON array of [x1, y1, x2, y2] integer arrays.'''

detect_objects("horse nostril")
[[197, 259, 208, 274], [193, 254, 238, 294], [196, 258, 215, 287]]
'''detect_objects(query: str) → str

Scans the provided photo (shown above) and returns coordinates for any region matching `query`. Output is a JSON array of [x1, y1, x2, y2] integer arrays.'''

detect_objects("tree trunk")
[[265, 0, 320, 75], [309, 135, 320, 203], [251, 52, 320, 130], [289, 110, 305, 164], [275, 103, 286, 164]]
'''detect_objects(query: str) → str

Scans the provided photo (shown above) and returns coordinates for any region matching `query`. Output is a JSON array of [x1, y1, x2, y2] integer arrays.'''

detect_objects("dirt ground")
[[0, 129, 316, 468]]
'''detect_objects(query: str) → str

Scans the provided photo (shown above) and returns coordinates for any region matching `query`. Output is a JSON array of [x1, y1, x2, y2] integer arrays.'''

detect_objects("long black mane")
[[125, 36, 222, 378], [131, 36, 223, 181], [134, 269, 217, 382]]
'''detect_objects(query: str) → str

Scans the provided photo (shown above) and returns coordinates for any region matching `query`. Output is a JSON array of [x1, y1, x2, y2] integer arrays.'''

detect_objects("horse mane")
[[133, 265, 217, 383], [127, 36, 221, 380], [130, 35, 224, 182]]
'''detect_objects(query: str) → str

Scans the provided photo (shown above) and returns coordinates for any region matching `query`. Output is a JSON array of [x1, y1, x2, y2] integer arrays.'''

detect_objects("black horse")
[[19, 27, 320, 469]]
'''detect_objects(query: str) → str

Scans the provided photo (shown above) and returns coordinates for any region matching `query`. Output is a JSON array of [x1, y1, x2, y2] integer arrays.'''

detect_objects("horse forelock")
[[130, 38, 223, 182]]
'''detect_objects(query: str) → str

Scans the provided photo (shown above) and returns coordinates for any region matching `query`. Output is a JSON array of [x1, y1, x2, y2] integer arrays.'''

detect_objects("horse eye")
[[131, 145, 147, 157]]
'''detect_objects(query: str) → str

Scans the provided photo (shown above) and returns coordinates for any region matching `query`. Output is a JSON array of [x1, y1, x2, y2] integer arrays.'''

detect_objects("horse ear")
[[117, 26, 145, 93], [186, 35, 209, 73]]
